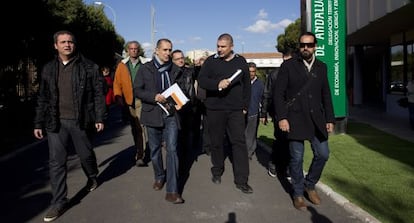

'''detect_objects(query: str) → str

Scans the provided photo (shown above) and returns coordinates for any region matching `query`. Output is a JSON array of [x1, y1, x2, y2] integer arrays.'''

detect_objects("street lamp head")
[[93, 1, 116, 27]]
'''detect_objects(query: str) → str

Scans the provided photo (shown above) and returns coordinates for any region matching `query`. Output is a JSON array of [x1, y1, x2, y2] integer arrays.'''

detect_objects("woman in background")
[[101, 66, 114, 107]]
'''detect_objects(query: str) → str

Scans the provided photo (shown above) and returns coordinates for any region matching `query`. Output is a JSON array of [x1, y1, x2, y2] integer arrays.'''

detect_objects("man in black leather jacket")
[[171, 49, 201, 191], [33, 30, 105, 222]]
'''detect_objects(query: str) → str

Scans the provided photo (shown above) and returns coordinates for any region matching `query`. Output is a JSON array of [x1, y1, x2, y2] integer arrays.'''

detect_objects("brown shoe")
[[293, 196, 307, 211], [305, 188, 321, 205], [153, 180, 164, 191], [165, 193, 184, 204]]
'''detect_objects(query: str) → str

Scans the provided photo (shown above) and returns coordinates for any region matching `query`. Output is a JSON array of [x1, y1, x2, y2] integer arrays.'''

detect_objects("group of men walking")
[[33, 30, 335, 222]]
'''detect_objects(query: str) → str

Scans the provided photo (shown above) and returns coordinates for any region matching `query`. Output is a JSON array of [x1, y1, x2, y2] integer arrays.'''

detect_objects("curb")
[[257, 141, 381, 223], [316, 182, 381, 223]]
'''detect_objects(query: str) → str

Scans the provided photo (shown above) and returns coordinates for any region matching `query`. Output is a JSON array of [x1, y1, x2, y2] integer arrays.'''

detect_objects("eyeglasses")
[[299, 42, 315, 48], [173, 57, 184, 61]]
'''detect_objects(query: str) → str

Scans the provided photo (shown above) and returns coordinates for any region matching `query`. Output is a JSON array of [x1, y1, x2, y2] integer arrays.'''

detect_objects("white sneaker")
[[268, 162, 277, 178]]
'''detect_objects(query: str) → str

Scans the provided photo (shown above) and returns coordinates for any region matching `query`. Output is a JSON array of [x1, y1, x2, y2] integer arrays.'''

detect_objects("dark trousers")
[[178, 109, 201, 178], [206, 109, 249, 185], [47, 119, 98, 207], [199, 105, 211, 155], [270, 121, 290, 173]]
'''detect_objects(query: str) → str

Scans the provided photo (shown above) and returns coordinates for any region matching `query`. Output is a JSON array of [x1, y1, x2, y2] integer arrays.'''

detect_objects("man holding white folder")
[[198, 33, 253, 194], [134, 38, 184, 204]]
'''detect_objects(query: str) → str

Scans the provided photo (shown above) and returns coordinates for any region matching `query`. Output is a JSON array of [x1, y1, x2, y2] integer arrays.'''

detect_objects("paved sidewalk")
[[4, 105, 411, 223], [0, 111, 372, 223]]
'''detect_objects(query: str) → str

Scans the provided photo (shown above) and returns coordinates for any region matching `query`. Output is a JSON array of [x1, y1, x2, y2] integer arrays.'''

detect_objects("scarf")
[[153, 56, 172, 91]]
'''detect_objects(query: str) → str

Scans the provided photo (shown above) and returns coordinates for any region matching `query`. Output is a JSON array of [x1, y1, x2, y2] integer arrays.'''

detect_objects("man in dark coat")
[[273, 32, 335, 211], [262, 48, 295, 178], [134, 38, 184, 204], [33, 30, 105, 222]]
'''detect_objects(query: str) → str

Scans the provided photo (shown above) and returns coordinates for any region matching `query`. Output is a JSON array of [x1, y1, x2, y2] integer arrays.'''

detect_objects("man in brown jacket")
[[113, 40, 148, 166]]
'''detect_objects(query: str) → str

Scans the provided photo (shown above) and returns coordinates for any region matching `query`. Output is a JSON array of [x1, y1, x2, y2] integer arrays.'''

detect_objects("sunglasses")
[[299, 42, 316, 48]]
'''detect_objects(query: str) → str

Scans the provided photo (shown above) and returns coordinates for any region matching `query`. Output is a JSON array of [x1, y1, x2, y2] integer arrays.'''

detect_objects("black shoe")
[[86, 177, 98, 192], [236, 183, 253, 194], [43, 204, 68, 222], [212, 176, 221, 184]]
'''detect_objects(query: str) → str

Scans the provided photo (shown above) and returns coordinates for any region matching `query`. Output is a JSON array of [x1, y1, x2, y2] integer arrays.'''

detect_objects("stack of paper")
[[157, 83, 190, 115]]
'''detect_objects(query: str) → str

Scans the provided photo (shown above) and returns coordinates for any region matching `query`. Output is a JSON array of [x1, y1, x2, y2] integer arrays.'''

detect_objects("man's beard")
[[301, 50, 312, 60]]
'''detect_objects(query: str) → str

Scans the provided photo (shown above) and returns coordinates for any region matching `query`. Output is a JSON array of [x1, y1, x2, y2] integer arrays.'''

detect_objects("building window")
[[408, 42, 414, 82], [390, 44, 405, 94]]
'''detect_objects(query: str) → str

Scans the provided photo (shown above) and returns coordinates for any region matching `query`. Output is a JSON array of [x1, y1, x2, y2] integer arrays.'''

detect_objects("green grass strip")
[[258, 121, 414, 223]]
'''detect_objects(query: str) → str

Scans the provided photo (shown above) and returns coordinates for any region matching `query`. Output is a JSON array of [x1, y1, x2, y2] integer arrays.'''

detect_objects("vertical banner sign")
[[309, 0, 347, 117]]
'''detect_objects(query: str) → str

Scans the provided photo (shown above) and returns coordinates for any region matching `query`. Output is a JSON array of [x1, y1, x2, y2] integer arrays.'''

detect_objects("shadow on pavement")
[[309, 206, 333, 223], [98, 146, 136, 184], [0, 105, 130, 223]]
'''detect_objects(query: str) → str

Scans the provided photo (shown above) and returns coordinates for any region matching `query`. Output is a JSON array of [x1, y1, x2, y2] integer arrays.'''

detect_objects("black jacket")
[[134, 59, 183, 128], [198, 54, 251, 111], [176, 66, 200, 113], [273, 56, 335, 140], [262, 68, 278, 119], [33, 54, 106, 132]]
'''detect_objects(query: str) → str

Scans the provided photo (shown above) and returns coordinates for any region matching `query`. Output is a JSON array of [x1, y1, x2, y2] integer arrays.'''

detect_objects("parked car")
[[389, 81, 406, 93]]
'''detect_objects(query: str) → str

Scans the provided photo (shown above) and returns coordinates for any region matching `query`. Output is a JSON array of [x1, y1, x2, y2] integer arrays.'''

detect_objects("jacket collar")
[[121, 56, 146, 64]]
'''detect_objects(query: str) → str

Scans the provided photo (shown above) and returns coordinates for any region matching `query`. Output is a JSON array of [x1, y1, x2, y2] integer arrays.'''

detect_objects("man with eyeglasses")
[[273, 31, 335, 211], [171, 49, 201, 191]]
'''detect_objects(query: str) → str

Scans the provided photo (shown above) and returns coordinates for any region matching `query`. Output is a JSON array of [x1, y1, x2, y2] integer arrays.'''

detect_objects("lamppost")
[[94, 1, 116, 27], [151, 5, 156, 55]]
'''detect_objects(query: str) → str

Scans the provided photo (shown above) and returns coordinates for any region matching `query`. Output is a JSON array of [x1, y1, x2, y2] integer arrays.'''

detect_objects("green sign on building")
[[309, 0, 347, 117]]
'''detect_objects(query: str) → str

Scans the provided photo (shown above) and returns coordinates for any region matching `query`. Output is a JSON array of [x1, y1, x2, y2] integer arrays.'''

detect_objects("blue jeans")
[[47, 119, 98, 207], [147, 115, 179, 193], [289, 136, 329, 198]]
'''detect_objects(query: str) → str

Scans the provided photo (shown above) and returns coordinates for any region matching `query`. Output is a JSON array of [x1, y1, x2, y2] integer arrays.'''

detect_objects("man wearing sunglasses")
[[273, 31, 335, 211]]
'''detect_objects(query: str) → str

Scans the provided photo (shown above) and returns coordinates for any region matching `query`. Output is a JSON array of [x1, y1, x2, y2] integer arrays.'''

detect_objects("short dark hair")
[[218, 33, 233, 45], [299, 31, 317, 44], [156, 38, 172, 48], [283, 47, 296, 57], [53, 30, 76, 44], [248, 62, 256, 68], [172, 49, 183, 56]]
